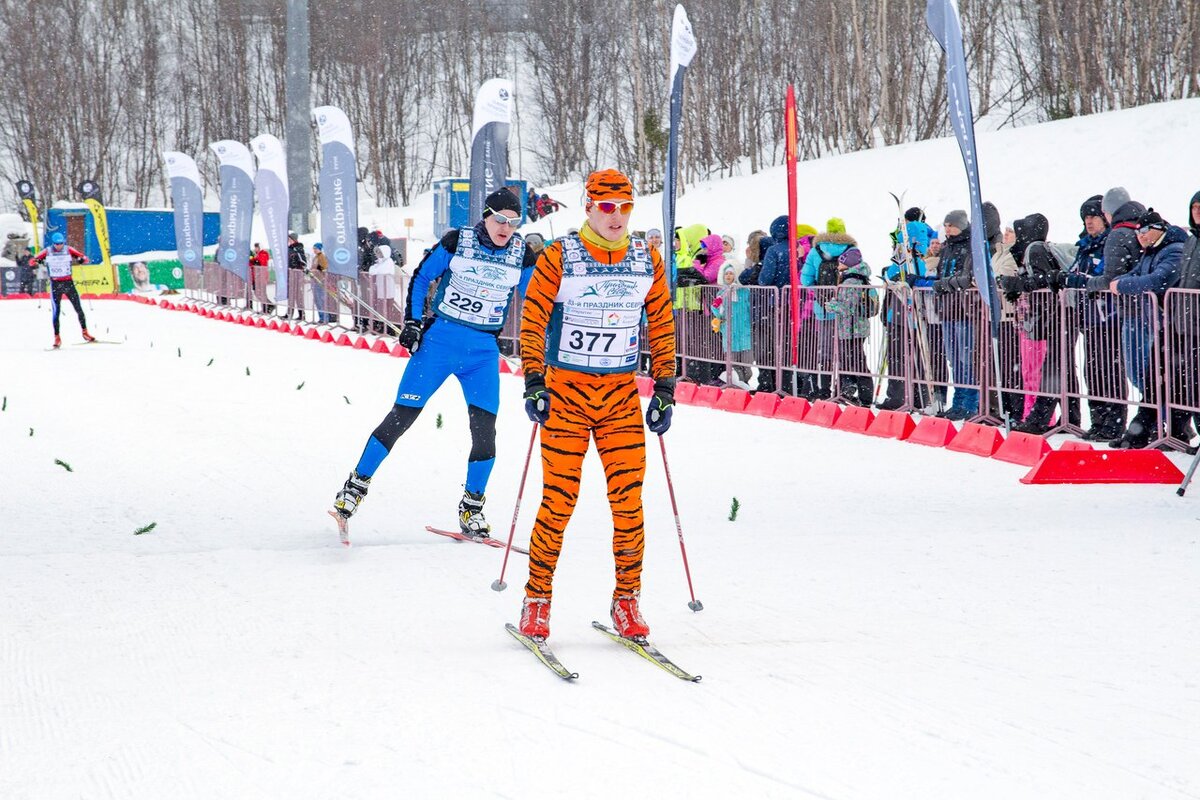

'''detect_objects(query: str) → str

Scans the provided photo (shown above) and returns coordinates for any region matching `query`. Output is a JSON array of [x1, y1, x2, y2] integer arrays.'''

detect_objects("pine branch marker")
[[134, 522, 157, 535], [728, 497, 740, 522], [436, 413, 443, 429], [54, 459, 73, 472]]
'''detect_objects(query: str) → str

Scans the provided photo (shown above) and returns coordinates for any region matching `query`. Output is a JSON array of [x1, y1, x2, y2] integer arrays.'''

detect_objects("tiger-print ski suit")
[[519, 234, 675, 600]]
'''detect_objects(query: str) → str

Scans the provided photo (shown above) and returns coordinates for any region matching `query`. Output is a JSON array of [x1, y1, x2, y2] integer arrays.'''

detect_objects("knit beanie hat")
[[838, 247, 862, 267], [904, 207, 925, 223], [796, 223, 818, 239], [584, 169, 634, 200], [1138, 208, 1167, 232], [826, 217, 846, 234], [1079, 194, 1105, 221], [482, 188, 521, 217], [1102, 187, 1130, 217], [944, 209, 970, 230]]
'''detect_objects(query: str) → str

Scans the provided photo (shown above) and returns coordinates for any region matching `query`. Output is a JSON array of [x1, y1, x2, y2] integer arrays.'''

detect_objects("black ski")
[[591, 621, 701, 682], [505, 624, 578, 680]]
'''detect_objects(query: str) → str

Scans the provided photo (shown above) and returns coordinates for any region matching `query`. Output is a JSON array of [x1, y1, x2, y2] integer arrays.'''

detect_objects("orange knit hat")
[[585, 169, 634, 201]]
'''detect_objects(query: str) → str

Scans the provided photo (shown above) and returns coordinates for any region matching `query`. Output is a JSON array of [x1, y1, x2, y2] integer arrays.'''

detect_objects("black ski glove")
[[645, 378, 676, 435], [398, 318, 424, 353], [524, 372, 550, 424]]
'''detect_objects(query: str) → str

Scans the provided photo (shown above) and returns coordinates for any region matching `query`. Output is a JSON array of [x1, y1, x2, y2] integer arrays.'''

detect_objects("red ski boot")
[[519, 597, 551, 640], [81, 329, 96, 343], [611, 594, 650, 639], [52, 334, 61, 349]]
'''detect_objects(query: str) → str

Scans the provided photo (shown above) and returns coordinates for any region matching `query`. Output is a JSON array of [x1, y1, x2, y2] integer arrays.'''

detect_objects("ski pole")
[[658, 434, 703, 612], [1178, 445, 1200, 497], [491, 422, 539, 592]]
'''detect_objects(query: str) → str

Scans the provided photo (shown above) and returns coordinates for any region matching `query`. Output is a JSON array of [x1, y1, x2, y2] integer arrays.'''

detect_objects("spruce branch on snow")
[[728, 497, 740, 522], [133, 522, 157, 535], [54, 459, 73, 472]]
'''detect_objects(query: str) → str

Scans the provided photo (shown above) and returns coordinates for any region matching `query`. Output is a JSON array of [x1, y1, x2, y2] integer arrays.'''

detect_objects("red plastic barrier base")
[[334, 333, 353, 347], [992, 431, 1052, 466], [635, 375, 653, 398], [865, 410, 916, 440], [946, 422, 1004, 457], [370, 339, 390, 353], [1058, 440, 1094, 451], [744, 392, 780, 417], [268, 320, 280, 331], [690, 385, 721, 408], [390, 343, 409, 358], [802, 399, 841, 428], [320, 330, 335, 343], [499, 358, 513, 374], [1020, 449, 1185, 484], [715, 388, 751, 413], [304, 327, 320, 340], [833, 405, 874, 433], [675, 382, 698, 405], [907, 416, 959, 448], [290, 324, 305, 336], [254, 317, 267, 328], [773, 395, 810, 423]]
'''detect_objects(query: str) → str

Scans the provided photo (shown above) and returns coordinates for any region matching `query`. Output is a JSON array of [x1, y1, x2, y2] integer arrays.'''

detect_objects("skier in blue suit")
[[333, 189, 537, 537]]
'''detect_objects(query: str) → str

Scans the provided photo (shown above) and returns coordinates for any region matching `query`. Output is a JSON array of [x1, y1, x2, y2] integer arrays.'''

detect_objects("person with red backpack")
[[29, 232, 94, 348]]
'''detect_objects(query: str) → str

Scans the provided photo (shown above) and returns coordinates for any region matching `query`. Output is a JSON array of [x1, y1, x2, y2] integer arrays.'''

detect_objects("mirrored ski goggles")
[[589, 199, 634, 215], [486, 208, 522, 227]]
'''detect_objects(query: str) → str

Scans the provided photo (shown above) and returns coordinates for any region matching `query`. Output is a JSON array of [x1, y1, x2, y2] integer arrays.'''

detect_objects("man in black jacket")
[[287, 231, 308, 320], [932, 210, 978, 420], [1164, 191, 1200, 451]]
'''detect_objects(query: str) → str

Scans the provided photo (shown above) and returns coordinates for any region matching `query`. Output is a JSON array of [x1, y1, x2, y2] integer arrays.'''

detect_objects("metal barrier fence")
[[181, 266, 1198, 450]]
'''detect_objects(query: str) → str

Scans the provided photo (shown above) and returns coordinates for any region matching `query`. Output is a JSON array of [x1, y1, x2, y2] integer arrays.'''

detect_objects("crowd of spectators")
[[637, 184, 1200, 452]]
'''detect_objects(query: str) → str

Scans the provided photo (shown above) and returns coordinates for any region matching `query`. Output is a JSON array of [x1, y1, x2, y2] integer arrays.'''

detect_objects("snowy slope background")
[[2, 102, 1199, 799]]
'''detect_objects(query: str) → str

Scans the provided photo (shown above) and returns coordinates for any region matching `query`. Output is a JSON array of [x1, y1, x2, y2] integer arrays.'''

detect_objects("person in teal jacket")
[[710, 262, 753, 385], [800, 218, 858, 398]]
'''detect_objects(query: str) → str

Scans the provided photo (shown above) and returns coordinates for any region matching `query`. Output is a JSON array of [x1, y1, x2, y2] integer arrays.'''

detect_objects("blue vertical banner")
[[208, 140, 255, 282], [926, 0, 999, 338], [467, 79, 513, 224], [250, 133, 291, 303], [162, 152, 206, 272], [312, 105, 359, 278], [661, 4, 696, 290]]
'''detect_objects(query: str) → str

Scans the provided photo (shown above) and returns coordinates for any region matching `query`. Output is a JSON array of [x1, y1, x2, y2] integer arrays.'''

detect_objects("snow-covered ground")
[[1, 298, 1197, 799]]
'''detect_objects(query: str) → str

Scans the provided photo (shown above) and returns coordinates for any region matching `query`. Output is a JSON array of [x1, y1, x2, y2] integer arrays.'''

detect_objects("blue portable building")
[[46, 205, 220, 264], [432, 178, 528, 237]]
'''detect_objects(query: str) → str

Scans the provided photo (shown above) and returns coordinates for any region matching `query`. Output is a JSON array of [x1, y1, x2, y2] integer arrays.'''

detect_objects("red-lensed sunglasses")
[[590, 199, 634, 215]]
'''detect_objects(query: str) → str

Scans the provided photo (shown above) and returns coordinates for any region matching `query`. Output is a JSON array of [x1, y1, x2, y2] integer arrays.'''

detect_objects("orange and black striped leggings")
[[525, 367, 646, 600]]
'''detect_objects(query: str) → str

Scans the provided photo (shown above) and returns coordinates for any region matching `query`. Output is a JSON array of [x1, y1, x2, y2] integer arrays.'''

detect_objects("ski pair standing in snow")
[[516, 169, 677, 642], [30, 232, 94, 348], [332, 188, 537, 539]]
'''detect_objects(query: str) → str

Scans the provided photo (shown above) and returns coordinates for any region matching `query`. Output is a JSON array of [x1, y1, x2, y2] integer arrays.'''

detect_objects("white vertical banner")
[[163, 152, 206, 272], [209, 140, 256, 282], [251, 133, 291, 303], [468, 78, 513, 223], [312, 105, 359, 278]]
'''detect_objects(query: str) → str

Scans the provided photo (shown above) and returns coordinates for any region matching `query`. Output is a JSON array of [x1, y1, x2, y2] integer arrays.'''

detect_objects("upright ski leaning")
[[30, 232, 95, 349], [330, 188, 538, 544], [515, 168, 677, 643]]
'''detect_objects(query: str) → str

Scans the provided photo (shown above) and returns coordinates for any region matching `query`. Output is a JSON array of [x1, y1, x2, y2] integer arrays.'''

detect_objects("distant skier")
[[331, 188, 537, 539], [30, 232, 94, 348]]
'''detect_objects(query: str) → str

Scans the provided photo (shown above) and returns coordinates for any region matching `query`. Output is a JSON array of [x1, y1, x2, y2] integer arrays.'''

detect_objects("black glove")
[[904, 271, 917, 288], [997, 275, 1020, 295], [933, 279, 951, 294], [1047, 270, 1065, 291], [398, 318, 424, 353], [524, 372, 550, 424], [645, 378, 676, 435]]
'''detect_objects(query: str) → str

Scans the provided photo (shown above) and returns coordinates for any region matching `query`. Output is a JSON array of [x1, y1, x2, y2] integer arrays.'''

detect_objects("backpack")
[[816, 256, 839, 286]]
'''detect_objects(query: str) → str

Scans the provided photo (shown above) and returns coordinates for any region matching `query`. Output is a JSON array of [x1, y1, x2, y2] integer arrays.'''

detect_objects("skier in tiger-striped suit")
[[517, 169, 677, 641]]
